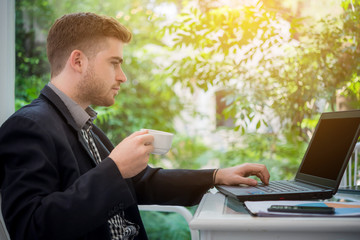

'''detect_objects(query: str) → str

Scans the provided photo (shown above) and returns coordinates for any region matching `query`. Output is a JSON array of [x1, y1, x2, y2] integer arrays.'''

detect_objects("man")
[[0, 12, 270, 240]]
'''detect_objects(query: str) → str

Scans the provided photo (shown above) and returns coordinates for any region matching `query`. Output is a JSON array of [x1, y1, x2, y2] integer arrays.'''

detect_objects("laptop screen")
[[299, 116, 360, 181]]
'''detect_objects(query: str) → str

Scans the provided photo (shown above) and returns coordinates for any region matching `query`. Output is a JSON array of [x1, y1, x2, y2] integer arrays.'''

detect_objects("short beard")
[[75, 63, 106, 107]]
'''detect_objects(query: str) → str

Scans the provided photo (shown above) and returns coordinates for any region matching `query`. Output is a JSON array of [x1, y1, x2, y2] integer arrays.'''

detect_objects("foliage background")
[[14, 0, 360, 239]]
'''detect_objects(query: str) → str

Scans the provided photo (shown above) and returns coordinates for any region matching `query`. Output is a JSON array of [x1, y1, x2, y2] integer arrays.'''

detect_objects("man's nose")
[[117, 68, 127, 83]]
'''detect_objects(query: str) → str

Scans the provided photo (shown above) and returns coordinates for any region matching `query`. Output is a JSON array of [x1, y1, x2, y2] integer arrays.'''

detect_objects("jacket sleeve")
[[132, 166, 215, 206], [0, 116, 135, 240]]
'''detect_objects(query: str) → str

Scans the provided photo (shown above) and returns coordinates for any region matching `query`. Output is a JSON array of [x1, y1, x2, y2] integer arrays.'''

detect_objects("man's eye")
[[112, 62, 120, 66]]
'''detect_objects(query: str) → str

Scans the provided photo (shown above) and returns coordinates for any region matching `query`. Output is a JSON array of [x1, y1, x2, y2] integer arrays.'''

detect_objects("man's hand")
[[109, 130, 154, 179], [215, 163, 270, 186]]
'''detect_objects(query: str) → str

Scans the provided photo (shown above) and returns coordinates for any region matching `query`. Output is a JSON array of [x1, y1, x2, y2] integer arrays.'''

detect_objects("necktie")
[[81, 121, 139, 240]]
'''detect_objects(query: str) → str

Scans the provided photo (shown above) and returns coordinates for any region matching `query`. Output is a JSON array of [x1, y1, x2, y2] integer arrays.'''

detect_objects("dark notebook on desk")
[[216, 110, 360, 202]]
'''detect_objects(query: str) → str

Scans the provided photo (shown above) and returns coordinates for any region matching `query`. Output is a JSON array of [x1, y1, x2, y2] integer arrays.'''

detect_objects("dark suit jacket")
[[0, 85, 214, 240]]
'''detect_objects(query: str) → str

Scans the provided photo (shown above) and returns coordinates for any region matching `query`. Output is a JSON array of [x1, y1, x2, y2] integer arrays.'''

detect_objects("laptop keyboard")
[[254, 181, 315, 193]]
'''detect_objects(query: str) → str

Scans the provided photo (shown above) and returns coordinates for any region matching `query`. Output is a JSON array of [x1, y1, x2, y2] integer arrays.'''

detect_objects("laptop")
[[216, 110, 360, 202]]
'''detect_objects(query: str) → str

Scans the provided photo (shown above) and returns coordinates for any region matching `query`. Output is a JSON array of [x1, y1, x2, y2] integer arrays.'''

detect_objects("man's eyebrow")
[[110, 56, 123, 63]]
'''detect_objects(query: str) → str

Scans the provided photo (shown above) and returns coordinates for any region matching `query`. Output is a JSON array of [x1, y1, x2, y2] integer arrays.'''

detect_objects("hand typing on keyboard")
[[214, 163, 270, 186]]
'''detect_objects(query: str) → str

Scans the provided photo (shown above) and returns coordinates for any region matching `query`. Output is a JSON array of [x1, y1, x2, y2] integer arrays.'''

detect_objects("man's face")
[[76, 37, 127, 107]]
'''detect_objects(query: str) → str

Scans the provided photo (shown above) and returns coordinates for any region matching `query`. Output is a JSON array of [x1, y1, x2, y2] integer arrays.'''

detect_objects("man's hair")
[[47, 12, 132, 77]]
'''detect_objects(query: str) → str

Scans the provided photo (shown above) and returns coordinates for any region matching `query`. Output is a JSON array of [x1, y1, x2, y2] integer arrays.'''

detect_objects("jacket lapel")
[[40, 85, 97, 164]]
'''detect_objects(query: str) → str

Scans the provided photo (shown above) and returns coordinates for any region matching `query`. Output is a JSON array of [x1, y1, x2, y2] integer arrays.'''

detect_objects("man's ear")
[[69, 50, 87, 73]]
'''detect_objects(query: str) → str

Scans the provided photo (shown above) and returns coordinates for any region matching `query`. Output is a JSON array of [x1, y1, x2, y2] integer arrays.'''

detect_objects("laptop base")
[[216, 185, 333, 202]]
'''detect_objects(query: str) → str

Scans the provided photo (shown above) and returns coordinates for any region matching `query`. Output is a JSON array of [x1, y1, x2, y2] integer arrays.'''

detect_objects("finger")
[[146, 145, 154, 155], [255, 172, 269, 185], [248, 164, 270, 185], [238, 176, 258, 186], [258, 166, 270, 184], [138, 134, 154, 146], [250, 171, 268, 185], [127, 130, 148, 139]]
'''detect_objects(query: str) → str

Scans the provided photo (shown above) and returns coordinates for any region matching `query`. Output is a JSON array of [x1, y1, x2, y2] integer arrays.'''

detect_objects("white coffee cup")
[[141, 129, 174, 155]]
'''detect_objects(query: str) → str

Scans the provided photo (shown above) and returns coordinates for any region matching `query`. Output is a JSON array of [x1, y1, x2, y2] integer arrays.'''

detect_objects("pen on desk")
[[268, 205, 335, 214]]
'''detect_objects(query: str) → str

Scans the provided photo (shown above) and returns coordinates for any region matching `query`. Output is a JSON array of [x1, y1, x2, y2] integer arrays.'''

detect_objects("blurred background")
[[13, 0, 360, 239]]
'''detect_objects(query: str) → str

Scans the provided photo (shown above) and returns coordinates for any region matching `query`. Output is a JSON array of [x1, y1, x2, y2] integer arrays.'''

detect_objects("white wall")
[[0, 0, 15, 125]]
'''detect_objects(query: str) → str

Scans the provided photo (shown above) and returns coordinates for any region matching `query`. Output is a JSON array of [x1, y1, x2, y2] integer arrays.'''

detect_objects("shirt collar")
[[48, 82, 97, 129]]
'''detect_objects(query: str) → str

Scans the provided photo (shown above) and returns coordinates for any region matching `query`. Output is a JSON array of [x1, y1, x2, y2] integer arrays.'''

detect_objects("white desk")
[[189, 192, 360, 240]]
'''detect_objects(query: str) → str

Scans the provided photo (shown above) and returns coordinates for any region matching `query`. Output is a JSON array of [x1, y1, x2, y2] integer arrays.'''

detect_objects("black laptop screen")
[[299, 117, 360, 180]]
